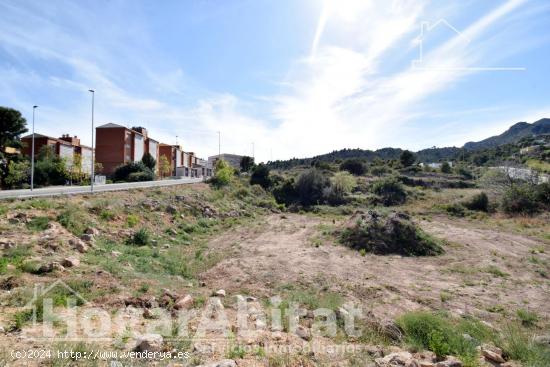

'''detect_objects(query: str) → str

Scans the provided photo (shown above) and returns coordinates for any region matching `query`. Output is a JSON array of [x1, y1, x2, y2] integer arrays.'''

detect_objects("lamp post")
[[88, 89, 95, 192], [30, 105, 38, 191]]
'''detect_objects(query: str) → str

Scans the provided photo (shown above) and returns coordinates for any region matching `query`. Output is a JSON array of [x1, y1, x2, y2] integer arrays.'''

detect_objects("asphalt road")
[[0, 177, 204, 200]]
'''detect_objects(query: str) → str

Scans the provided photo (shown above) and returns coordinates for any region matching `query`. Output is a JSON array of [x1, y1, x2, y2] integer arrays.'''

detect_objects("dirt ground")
[[201, 213, 550, 323]]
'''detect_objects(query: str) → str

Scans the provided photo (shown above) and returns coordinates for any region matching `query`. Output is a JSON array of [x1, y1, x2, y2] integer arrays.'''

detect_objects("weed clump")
[[340, 210, 444, 256], [128, 228, 151, 246], [371, 177, 407, 206], [462, 192, 489, 212]]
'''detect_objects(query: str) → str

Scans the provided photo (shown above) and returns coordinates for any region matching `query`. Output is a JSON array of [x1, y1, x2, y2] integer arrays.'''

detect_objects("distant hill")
[[268, 118, 549, 169], [464, 118, 550, 150]]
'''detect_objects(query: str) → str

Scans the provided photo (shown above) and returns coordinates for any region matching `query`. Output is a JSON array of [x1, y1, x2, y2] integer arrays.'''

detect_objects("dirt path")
[[201, 214, 550, 321]]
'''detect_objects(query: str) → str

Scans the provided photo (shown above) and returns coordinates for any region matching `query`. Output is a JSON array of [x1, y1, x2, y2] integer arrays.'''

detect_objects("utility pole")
[[217, 131, 221, 156], [88, 89, 95, 193], [30, 105, 38, 191], [252, 142, 255, 161]]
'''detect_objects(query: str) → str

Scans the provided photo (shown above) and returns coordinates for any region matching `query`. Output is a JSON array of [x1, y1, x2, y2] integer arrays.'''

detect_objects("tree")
[[159, 156, 171, 178], [0, 106, 28, 152], [295, 169, 330, 206], [340, 159, 366, 176], [94, 162, 103, 175], [240, 156, 255, 173], [141, 152, 156, 171], [212, 159, 234, 187], [399, 150, 416, 167], [4, 159, 30, 188], [113, 162, 154, 182], [441, 162, 452, 174], [34, 146, 69, 187], [250, 163, 271, 189]]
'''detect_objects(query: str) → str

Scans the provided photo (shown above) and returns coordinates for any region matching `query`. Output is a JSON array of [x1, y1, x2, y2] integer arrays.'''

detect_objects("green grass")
[[500, 323, 550, 367], [516, 309, 538, 327], [126, 214, 139, 227], [397, 311, 496, 366], [26, 216, 51, 231], [484, 265, 509, 278], [57, 205, 91, 236], [0, 244, 31, 274]]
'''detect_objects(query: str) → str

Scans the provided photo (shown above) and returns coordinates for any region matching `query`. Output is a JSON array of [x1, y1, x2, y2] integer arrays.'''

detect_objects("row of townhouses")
[[21, 123, 213, 179]]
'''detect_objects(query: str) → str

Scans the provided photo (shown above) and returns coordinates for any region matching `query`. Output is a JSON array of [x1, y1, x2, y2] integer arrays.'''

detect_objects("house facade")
[[95, 123, 160, 175], [21, 133, 93, 174]]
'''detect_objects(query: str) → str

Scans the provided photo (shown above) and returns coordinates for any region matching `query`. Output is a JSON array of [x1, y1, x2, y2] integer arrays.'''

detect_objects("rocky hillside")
[[464, 118, 550, 150]]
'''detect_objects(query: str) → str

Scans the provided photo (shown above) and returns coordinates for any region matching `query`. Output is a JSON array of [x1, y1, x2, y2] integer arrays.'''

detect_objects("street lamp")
[[88, 89, 95, 192], [30, 105, 38, 191]]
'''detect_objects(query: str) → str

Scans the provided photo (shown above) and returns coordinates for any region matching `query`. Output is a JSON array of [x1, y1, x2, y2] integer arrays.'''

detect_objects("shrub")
[[126, 214, 139, 227], [113, 162, 154, 182], [326, 172, 356, 205], [211, 159, 234, 187], [26, 216, 50, 231], [534, 182, 550, 209], [272, 178, 298, 205], [340, 211, 444, 256], [240, 156, 255, 173], [501, 184, 539, 215], [397, 312, 485, 363], [57, 206, 89, 235], [141, 152, 156, 171], [295, 169, 330, 206], [400, 150, 416, 167], [340, 159, 366, 176], [441, 162, 452, 174], [250, 163, 271, 189], [128, 228, 151, 246], [33, 146, 69, 187], [443, 203, 466, 217], [462, 192, 489, 212], [371, 177, 407, 206], [516, 309, 538, 327]]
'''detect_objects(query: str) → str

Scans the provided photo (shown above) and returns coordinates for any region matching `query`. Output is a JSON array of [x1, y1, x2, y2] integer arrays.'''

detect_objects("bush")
[[534, 182, 550, 209], [443, 203, 466, 217], [371, 177, 407, 206], [501, 184, 539, 215], [295, 169, 330, 206], [34, 146, 69, 186], [462, 192, 489, 212], [340, 159, 366, 176], [272, 178, 298, 205], [57, 206, 89, 236], [326, 172, 356, 205], [441, 162, 452, 174], [141, 152, 156, 171], [400, 150, 416, 167], [250, 163, 271, 189], [128, 228, 151, 246], [340, 211, 444, 256], [113, 162, 154, 182], [240, 156, 255, 173], [397, 312, 483, 362], [211, 159, 234, 187]]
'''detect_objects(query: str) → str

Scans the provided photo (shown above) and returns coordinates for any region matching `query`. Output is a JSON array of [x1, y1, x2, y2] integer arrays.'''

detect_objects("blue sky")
[[1, 0, 550, 162]]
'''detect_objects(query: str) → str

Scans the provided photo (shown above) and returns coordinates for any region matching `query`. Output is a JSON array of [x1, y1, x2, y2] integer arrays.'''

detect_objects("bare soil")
[[201, 213, 550, 322]]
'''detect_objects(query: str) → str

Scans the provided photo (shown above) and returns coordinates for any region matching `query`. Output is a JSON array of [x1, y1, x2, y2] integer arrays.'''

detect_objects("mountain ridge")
[[268, 118, 550, 169]]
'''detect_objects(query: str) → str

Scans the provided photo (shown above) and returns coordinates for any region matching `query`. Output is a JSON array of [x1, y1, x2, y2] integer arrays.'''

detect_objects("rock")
[[235, 295, 246, 303], [196, 360, 237, 367], [166, 205, 178, 214], [215, 289, 226, 297], [174, 295, 194, 310], [125, 296, 156, 308], [0, 276, 22, 290], [111, 251, 122, 257], [211, 297, 224, 311], [245, 296, 257, 302], [375, 351, 413, 367], [533, 335, 550, 346], [0, 326, 4, 333], [295, 325, 311, 341], [162, 244, 171, 249], [73, 240, 88, 253], [39, 262, 64, 273], [61, 257, 80, 268], [80, 234, 94, 242], [0, 239, 16, 250], [481, 346, 505, 364], [434, 357, 462, 367], [501, 362, 522, 367], [175, 195, 186, 202], [162, 288, 178, 300], [134, 334, 163, 352], [84, 227, 99, 236], [143, 308, 156, 319], [272, 331, 284, 341]]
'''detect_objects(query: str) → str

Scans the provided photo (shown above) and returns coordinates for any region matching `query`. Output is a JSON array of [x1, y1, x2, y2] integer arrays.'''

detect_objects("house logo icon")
[[411, 18, 525, 72], [24, 280, 89, 325]]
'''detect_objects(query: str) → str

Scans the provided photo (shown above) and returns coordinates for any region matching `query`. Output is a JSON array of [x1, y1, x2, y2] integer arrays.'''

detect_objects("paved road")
[[0, 178, 204, 200]]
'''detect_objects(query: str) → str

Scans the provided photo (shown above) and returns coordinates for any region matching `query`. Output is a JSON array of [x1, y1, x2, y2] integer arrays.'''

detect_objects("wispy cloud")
[[0, 0, 548, 161]]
